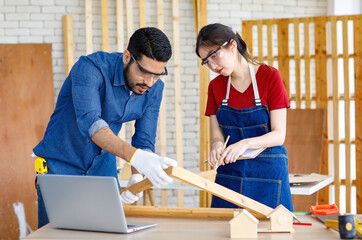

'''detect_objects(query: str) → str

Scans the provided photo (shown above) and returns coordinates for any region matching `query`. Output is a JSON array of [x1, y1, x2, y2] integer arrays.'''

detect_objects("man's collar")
[[114, 53, 125, 87]]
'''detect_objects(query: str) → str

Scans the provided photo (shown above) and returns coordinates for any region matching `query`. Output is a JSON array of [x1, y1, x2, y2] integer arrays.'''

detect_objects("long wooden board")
[[123, 205, 241, 219], [124, 166, 273, 219]]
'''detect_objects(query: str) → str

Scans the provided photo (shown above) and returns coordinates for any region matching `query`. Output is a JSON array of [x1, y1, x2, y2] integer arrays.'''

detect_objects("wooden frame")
[[241, 14, 362, 214]]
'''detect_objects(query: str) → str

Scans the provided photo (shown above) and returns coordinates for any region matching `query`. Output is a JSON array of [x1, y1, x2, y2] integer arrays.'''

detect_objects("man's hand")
[[120, 174, 144, 204], [130, 149, 177, 187]]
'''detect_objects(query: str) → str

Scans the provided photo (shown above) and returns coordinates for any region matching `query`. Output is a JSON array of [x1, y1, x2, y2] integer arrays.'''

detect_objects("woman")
[[196, 23, 293, 211]]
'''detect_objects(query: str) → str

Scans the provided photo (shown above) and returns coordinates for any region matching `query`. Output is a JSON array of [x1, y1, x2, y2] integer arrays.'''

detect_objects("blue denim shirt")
[[33, 51, 164, 175]]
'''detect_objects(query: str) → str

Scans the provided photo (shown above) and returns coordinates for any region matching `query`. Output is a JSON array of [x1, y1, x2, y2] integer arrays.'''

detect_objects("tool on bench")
[[310, 204, 340, 223], [325, 216, 362, 239]]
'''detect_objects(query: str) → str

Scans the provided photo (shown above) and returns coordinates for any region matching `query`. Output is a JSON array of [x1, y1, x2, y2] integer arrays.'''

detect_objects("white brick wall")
[[1, 0, 327, 207]]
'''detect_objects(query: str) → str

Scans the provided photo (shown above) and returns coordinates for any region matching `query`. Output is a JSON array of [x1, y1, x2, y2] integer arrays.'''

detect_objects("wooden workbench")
[[24, 216, 340, 239]]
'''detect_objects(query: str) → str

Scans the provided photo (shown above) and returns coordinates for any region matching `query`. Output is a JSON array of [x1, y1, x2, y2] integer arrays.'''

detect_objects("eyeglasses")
[[201, 40, 230, 68], [130, 54, 168, 79]]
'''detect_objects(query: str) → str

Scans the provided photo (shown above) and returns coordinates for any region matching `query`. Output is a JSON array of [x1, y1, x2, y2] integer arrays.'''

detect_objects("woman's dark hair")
[[195, 23, 259, 65], [127, 27, 172, 62]]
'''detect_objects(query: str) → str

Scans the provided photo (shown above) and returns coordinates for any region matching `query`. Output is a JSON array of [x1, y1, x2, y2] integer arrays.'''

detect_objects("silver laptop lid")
[[38, 174, 129, 233]]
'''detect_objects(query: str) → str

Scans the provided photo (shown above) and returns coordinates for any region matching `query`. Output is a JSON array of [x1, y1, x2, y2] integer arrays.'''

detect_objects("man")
[[33, 27, 177, 228]]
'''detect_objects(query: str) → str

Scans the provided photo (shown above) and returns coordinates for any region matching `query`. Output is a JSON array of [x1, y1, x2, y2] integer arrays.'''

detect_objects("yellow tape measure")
[[34, 157, 48, 174]]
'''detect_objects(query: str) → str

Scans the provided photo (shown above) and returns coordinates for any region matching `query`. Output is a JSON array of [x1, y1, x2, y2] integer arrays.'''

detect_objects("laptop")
[[37, 174, 157, 233]]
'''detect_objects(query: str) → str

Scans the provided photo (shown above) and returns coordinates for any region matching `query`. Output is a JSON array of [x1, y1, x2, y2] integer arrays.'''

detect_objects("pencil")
[[205, 135, 230, 163]]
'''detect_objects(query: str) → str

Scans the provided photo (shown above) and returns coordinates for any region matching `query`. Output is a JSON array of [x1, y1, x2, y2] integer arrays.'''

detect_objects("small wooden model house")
[[266, 204, 296, 233], [229, 209, 259, 238]]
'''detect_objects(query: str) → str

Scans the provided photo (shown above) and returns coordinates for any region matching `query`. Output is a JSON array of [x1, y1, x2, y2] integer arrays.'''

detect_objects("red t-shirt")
[[205, 64, 290, 116]]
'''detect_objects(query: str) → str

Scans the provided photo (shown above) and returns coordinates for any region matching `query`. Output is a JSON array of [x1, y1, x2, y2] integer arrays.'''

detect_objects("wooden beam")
[[354, 14, 362, 214], [342, 17, 351, 213], [123, 205, 243, 219], [277, 19, 290, 99], [315, 17, 329, 206], [257, 21, 263, 62], [139, 0, 146, 28], [101, 0, 109, 52], [62, 15, 74, 77], [331, 17, 340, 208], [304, 20, 312, 108], [124, 166, 273, 219], [116, 0, 124, 52], [125, 0, 133, 40], [193, 0, 210, 208], [242, 21, 253, 56], [85, 0, 93, 54], [156, 0, 168, 206], [294, 19, 301, 108], [172, 0, 184, 207]]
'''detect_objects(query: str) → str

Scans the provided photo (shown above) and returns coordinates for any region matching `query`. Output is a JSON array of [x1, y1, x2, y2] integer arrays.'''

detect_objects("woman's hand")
[[206, 141, 224, 167], [218, 140, 249, 165]]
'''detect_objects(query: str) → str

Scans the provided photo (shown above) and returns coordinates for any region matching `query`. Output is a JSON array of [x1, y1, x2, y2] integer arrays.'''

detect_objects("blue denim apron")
[[211, 63, 293, 211]]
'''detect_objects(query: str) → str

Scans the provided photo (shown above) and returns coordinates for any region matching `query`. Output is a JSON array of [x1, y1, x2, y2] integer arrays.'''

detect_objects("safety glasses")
[[130, 54, 168, 78], [201, 40, 230, 68]]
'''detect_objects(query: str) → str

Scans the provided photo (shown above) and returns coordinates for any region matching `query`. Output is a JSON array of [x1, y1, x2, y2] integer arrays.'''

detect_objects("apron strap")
[[249, 63, 262, 106], [222, 63, 261, 106], [221, 76, 231, 106]]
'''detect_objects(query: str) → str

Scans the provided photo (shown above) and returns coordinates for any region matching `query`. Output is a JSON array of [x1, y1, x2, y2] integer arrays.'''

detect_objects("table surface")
[[24, 215, 342, 240]]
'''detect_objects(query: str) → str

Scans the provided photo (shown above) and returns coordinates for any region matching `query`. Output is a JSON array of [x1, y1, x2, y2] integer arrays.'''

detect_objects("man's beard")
[[123, 62, 149, 95]]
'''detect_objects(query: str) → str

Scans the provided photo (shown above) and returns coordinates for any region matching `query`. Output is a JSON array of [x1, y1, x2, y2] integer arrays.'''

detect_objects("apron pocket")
[[241, 177, 281, 209], [211, 174, 281, 209], [212, 174, 243, 208]]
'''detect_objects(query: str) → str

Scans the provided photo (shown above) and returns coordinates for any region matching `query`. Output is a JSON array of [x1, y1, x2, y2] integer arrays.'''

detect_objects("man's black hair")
[[127, 27, 172, 62]]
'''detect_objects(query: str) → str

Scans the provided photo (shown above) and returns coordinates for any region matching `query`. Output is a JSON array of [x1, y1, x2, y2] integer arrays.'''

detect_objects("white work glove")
[[120, 174, 144, 204], [130, 149, 177, 187]]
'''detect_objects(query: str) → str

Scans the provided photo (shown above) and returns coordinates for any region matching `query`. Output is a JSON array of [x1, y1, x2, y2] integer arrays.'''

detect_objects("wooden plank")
[[0, 44, 54, 239], [156, 0, 168, 206], [331, 17, 340, 208], [193, 0, 210, 207], [277, 19, 290, 99], [157, 0, 164, 30], [353, 15, 362, 214], [315, 17, 329, 206], [62, 15, 74, 77], [125, 0, 133, 40], [242, 21, 253, 56], [101, 0, 109, 52], [139, 0, 146, 28], [266, 22, 273, 66], [304, 20, 312, 108], [116, 0, 126, 142], [125, 167, 273, 219], [116, 0, 124, 52], [294, 19, 301, 108], [257, 21, 263, 62], [85, 0, 93, 54], [342, 17, 351, 213], [123, 205, 242, 219], [172, 0, 184, 207]]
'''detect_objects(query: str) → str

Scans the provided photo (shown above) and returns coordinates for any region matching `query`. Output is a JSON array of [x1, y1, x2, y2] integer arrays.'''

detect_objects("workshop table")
[[24, 215, 342, 239]]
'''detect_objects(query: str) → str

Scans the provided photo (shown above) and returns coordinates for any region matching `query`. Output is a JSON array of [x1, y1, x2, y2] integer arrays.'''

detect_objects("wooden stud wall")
[[241, 15, 362, 213]]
